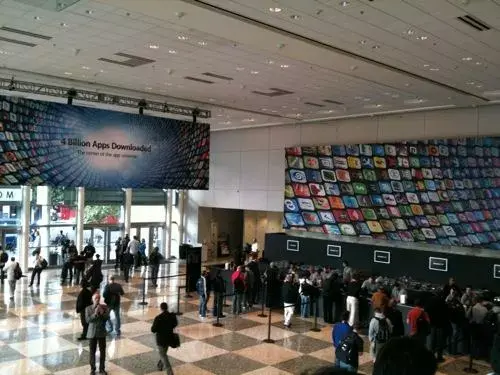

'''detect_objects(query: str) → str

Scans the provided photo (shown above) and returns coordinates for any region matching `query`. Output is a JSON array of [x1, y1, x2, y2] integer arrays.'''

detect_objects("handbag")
[[170, 333, 181, 348]]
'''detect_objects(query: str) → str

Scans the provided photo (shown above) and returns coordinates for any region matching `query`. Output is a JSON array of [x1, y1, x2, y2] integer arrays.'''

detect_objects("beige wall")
[[243, 210, 284, 250]]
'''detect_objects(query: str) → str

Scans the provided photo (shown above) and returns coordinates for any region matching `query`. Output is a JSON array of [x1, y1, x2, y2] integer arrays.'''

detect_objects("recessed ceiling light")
[[280, 64, 289, 68], [85, 10, 93, 15], [267, 60, 275, 65], [354, 96, 363, 100], [99, 69, 105, 73], [391, 94, 400, 98], [198, 41, 207, 46], [64, 72, 72, 75], [60, 22, 68, 27], [340, 1, 350, 6], [220, 121, 232, 125], [466, 81, 475, 85], [145, 87, 152, 90], [363, 98, 371, 102], [476, 84, 483, 88], [290, 15, 301, 20], [359, 40, 367, 45], [208, 98, 216, 102], [372, 45, 380, 49], [81, 66, 90, 70], [177, 35, 188, 41], [168, 50, 177, 54], [462, 57, 473, 61], [261, 108, 268, 111], [250, 70, 259, 74], [406, 29, 415, 35], [475, 61, 482, 65], [164, 82, 172, 86], [430, 67, 440, 71], [271, 110, 278, 113], [281, 105, 288, 108], [148, 43, 159, 49], [243, 118, 255, 122], [236, 67, 245, 71], [269, 7, 282, 12], [404, 98, 427, 105], [417, 36, 428, 40], [423, 64, 430, 67], [34, 16, 41, 20]]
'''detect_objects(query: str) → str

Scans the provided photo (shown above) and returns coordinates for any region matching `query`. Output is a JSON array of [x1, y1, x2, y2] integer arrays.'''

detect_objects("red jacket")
[[231, 270, 246, 288]]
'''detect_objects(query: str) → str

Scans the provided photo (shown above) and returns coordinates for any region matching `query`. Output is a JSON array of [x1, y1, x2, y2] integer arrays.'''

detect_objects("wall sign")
[[0, 95, 209, 189], [0, 188, 21, 202], [494, 265, 500, 279], [286, 239, 299, 252], [326, 244, 342, 257], [374, 250, 391, 264], [429, 257, 448, 272]]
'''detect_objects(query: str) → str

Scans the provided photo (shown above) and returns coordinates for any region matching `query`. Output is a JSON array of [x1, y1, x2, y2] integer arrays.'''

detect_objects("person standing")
[[103, 275, 125, 336], [29, 252, 46, 287], [407, 299, 431, 346], [299, 272, 313, 318], [251, 238, 259, 258], [127, 236, 140, 270], [447, 288, 466, 355], [139, 239, 147, 266], [346, 274, 362, 329], [426, 293, 449, 362], [76, 281, 93, 340], [120, 234, 130, 271], [244, 264, 254, 309], [342, 260, 353, 284], [196, 270, 209, 318], [0, 246, 8, 285], [372, 286, 390, 313], [151, 302, 178, 375], [73, 251, 87, 286], [2, 257, 21, 299], [282, 274, 298, 328], [322, 267, 335, 324], [231, 266, 246, 315], [149, 246, 162, 287], [122, 250, 134, 283], [385, 299, 405, 338], [333, 311, 364, 371], [114, 237, 122, 270], [368, 308, 393, 362], [212, 270, 226, 318], [87, 254, 104, 293], [86, 293, 110, 375]]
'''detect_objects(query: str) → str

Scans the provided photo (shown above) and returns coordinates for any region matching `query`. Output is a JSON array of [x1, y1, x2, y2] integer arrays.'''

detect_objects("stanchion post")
[[223, 280, 229, 307], [310, 296, 320, 332], [175, 285, 183, 316], [263, 307, 275, 343], [213, 292, 224, 327], [463, 335, 478, 373], [138, 277, 148, 306], [257, 281, 267, 318]]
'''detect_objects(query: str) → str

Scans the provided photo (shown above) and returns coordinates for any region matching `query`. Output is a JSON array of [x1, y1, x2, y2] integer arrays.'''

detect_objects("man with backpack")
[[2, 256, 22, 299], [29, 251, 47, 287], [407, 299, 431, 346], [333, 311, 364, 372], [232, 266, 246, 315], [151, 302, 178, 375], [369, 307, 393, 362]]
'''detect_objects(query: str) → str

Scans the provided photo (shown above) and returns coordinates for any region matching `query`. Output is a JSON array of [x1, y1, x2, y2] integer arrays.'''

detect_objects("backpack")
[[416, 311, 431, 336], [335, 334, 358, 365], [301, 282, 313, 297], [375, 317, 390, 344], [40, 258, 48, 269], [0, 252, 8, 264], [14, 263, 22, 280], [484, 310, 499, 334]]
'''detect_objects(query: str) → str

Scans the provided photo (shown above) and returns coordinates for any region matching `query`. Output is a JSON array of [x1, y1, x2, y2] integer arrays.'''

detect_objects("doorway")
[[130, 225, 164, 257], [83, 226, 121, 264], [0, 229, 19, 260]]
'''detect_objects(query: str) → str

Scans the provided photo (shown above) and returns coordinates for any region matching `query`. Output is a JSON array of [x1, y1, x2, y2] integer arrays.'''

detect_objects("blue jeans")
[[233, 292, 243, 314], [106, 306, 121, 335], [339, 361, 357, 372], [199, 295, 207, 317], [301, 295, 310, 318]]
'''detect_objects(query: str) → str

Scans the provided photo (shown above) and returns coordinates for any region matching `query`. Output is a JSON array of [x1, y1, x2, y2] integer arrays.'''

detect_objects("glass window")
[[131, 205, 165, 223], [84, 205, 122, 225]]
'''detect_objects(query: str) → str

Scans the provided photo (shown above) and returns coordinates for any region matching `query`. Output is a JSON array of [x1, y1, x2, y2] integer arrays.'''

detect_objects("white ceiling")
[[0, 0, 499, 130]]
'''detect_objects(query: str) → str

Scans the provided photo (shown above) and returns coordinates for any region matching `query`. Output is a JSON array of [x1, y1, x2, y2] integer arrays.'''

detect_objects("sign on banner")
[[326, 244, 342, 257], [286, 240, 299, 252], [0, 188, 21, 202], [429, 257, 448, 272], [494, 265, 500, 279], [374, 250, 391, 264], [0, 95, 209, 189]]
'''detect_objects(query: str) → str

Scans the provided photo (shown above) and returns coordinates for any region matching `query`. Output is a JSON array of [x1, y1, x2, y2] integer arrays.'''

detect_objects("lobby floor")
[[0, 265, 494, 375]]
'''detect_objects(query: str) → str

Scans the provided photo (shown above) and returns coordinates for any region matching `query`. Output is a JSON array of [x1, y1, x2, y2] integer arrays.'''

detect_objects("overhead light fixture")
[[290, 15, 301, 20], [148, 43, 159, 49], [404, 98, 427, 105], [476, 85, 483, 88], [250, 70, 259, 74], [168, 49, 177, 54], [280, 64, 289, 68], [85, 10, 93, 15], [475, 61, 482, 65], [466, 81, 475, 85], [363, 98, 371, 102], [99, 69, 105, 73], [340, 1, 350, 6], [164, 82, 172, 86], [177, 35, 188, 41], [423, 64, 430, 67], [34, 16, 41, 20], [372, 45, 380, 49], [220, 121, 232, 125], [236, 67, 245, 71], [243, 118, 255, 122], [64, 72, 72, 76], [60, 22, 68, 27], [81, 66, 90, 70], [198, 41, 207, 46], [359, 40, 367, 45], [208, 98, 216, 102], [261, 108, 268, 111], [462, 57, 473, 61], [406, 29, 415, 35], [430, 67, 440, 71], [267, 60, 275, 64], [417, 36, 428, 40], [269, 7, 282, 12], [145, 87, 152, 90]]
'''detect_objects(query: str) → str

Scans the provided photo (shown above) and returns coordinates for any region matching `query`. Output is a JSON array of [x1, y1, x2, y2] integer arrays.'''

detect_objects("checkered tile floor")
[[0, 265, 494, 374]]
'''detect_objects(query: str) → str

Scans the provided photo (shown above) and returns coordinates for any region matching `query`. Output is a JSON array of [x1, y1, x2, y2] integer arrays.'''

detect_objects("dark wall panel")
[[265, 233, 500, 291]]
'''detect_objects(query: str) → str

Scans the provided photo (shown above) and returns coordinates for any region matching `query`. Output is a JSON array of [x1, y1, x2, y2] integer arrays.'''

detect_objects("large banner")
[[284, 137, 500, 250], [0, 96, 209, 189]]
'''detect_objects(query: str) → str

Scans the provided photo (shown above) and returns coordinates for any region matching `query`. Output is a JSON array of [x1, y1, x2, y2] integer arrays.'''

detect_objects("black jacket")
[[282, 282, 299, 304], [213, 275, 226, 294], [149, 251, 161, 265], [386, 307, 405, 337], [426, 295, 450, 328], [76, 288, 93, 314], [151, 311, 178, 347]]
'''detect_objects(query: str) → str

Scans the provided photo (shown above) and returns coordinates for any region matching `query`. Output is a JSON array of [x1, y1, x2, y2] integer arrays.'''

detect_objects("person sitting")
[[372, 336, 437, 375]]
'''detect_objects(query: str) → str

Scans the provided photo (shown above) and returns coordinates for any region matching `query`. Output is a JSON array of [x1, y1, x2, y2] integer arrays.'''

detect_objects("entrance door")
[[130, 225, 164, 257], [0, 229, 19, 260], [83, 226, 121, 264]]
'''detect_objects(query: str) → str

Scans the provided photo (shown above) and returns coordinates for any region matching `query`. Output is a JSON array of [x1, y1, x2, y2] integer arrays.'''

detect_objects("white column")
[[36, 186, 50, 260], [20, 186, 31, 271], [178, 190, 185, 244], [76, 187, 85, 251], [166, 189, 173, 258], [123, 188, 132, 237]]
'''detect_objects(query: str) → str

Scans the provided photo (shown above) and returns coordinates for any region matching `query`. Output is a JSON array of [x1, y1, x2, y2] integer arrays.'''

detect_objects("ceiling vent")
[[0, 36, 37, 47], [0, 26, 52, 40], [252, 88, 294, 97], [457, 14, 491, 31], [13, 0, 81, 11], [99, 53, 155, 67], [202, 72, 233, 81], [304, 101, 325, 107], [323, 99, 344, 105], [184, 76, 214, 84]]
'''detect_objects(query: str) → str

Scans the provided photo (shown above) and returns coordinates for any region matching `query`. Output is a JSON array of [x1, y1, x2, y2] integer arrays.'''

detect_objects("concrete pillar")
[[76, 187, 85, 251], [178, 190, 185, 244], [20, 186, 31, 271], [166, 189, 173, 258], [123, 188, 132, 238]]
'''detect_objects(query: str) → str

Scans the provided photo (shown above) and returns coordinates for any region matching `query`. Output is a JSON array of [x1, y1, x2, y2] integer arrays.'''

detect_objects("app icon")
[[285, 213, 305, 226], [367, 221, 384, 233], [313, 197, 330, 210], [297, 198, 315, 211], [319, 211, 335, 223], [309, 183, 326, 196], [303, 156, 319, 169], [289, 169, 307, 183], [336, 170, 351, 182], [284, 199, 299, 212], [328, 196, 345, 209], [302, 212, 321, 225]]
